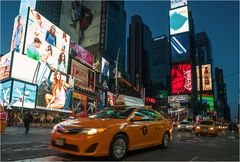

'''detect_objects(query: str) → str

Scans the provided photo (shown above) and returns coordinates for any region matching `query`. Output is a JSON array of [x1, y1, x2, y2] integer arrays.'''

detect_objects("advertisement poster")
[[24, 8, 70, 74], [19, 0, 36, 13], [10, 8, 28, 53], [0, 52, 12, 80], [170, 6, 189, 35], [197, 64, 212, 91], [11, 80, 37, 109], [71, 59, 95, 92], [171, 33, 190, 63], [73, 92, 87, 117], [70, 41, 94, 67], [101, 57, 110, 77], [170, 0, 187, 9], [0, 80, 12, 107], [97, 89, 106, 111], [36, 70, 73, 113], [87, 98, 97, 116], [60, 0, 101, 47], [107, 91, 116, 106], [11, 52, 39, 83], [171, 64, 192, 94], [198, 93, 214, 111]]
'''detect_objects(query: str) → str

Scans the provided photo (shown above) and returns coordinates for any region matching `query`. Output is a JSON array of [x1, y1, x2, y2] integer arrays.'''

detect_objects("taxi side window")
[[133, 111, 150, 122], [138, 109, 162, 121]]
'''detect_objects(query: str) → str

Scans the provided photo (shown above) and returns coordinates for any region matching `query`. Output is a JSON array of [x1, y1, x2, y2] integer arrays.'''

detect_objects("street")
[[1, 126, 239, 161]]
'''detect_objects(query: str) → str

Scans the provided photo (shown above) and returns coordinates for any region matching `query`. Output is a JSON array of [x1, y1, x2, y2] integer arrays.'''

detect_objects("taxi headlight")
[[82, 128, 106, 135], [186, 126, 189, 128], [210, 127, 214, 130], [196, 126, 201, 129], [178, 125, 181, 128]]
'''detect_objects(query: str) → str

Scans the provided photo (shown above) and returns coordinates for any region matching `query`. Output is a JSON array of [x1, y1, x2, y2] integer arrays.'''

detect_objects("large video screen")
[[101, 57, 109, 77], [170, 0, 187, 9], [0, 52, 12, 80], [73, 92, 87, 117], [170, 6, 189, 35], [10, 8, 28, 53], [11, 80, 37, 109], [60, 1, 101, 48], [197, 64, 213, 91], [24, 8, 70, 74], [71, 59, 95, 92], [171, 64, 192, 94], [69, 41, 94, 67], [11, 51, 39, 83], [171, 33, 190, 63], [36, 70, 73, 113], [0, 80, 12, 107], [97, 88, 106, 111], [198, 93, 214, 111]]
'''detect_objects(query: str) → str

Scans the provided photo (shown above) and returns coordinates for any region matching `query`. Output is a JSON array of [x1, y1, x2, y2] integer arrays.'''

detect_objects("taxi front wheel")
[[109, 134, 128, 161], [161, 133, 170, 148]]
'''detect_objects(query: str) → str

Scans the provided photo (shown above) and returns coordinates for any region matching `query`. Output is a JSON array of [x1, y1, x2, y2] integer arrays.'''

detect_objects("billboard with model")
[[196, 64, 213, 91]]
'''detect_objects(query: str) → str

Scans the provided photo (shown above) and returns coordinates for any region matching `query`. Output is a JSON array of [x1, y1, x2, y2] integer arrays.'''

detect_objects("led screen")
[[36, 70, 73, 113], [101, 57, 110, 77], [11, 80, 37, 109], [107, 91, 116, 106], [10, 8, 28, 53], [24, 8, 70, 74], [171, 64, 192, 94], [198, 93, 214, 111], [11, 51, 39, 83], [60, 0, 101, 48], [69, 41, 94, 67], [71, 59, 95, 92], [171, 33, 190, 63], [0, 52, 12, 80], [170, 6, 189, 35], [19, 0, 36, 13], [97, 89, 106, 111], [87, 98, 97, 116], [73, 92, 87, 117], [0, 80, 12, 107], [170, 0, 187, 9], [156, 90, 168, 99], [197, 64, 213, 91]]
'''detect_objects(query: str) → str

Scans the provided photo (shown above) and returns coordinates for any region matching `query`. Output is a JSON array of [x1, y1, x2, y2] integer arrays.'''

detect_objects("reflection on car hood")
[[59, 118, 125, 128]]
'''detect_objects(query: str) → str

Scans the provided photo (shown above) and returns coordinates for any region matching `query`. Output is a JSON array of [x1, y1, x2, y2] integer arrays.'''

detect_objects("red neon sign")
[[145, 97, 156, 104]]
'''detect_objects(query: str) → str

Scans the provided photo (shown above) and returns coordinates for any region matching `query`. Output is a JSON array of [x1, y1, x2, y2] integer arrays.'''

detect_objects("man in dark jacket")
[[23, 111, 33, 133]]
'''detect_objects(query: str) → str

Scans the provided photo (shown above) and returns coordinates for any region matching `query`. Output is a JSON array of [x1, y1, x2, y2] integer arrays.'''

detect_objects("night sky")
[[1, 0, 239, 121]]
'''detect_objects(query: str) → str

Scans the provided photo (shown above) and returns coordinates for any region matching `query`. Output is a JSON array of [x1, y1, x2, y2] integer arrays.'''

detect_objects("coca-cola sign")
[[171, 64, 192, 94]]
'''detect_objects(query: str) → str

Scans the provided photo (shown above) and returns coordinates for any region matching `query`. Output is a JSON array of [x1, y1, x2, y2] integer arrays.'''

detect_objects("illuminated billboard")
[[36, 70, 73, 113], [170, 0, 187, 9], [198, 93, 214, 111], [11, 80, 37, 109], [73, 92, 87, 117], [156, 90, 168, 99], [19, 0, 36, 13], [170, 6, 189, 35], [60, 1, 101, 48], [87, 98, 97, 116], [101, 57, 110, 77], [71, 59, 95, 92], [171, 64, 192, 94], [11, 52, 38, 83], [97, 88, 106, 111], [197, 64, 213, 91], [0, 80, 12, 107], [10, 8, 28, 53], [171, 33, 190, 63], [0, 52, 12, 80], [70, 41, 94, 67], [24, 8, 70, 74]]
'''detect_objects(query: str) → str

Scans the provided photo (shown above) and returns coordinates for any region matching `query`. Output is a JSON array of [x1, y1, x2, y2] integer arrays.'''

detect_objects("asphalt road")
[[1, 126, 239, 161]]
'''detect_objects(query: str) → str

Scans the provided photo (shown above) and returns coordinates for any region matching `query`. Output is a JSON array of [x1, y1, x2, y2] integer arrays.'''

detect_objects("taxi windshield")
[[89, 107, 134, 119]]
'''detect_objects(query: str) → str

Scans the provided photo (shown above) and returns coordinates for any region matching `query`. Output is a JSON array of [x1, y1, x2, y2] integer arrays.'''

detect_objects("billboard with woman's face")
[[171, 64, 192, 94], [24, 8, 70, 74], [73, 92, 87, 117], [0, 52, 12, 80], [36, 70, 73, 113]]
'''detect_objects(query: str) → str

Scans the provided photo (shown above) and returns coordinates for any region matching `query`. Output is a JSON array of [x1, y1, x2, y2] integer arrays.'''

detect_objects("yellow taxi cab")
[[0, 104, 7, 133], [195, 120, 217, 137], [49, 95, 173, 160]]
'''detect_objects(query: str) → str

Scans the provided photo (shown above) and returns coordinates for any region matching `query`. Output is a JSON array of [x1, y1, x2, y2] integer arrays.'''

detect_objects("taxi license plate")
[[55, 139, 64, 146]]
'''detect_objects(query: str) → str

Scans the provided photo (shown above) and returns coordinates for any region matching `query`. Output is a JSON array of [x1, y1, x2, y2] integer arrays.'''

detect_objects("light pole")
[[115, 47, 121, 96]]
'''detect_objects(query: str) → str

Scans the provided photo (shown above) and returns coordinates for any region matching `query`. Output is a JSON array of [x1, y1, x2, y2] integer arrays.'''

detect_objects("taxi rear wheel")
[[109, 134, 128, 161], [161, 133, 170, 149]]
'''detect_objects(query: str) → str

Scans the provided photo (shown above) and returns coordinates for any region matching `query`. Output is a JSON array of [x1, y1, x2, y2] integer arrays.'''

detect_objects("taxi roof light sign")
[[114, 95, 145, 107]]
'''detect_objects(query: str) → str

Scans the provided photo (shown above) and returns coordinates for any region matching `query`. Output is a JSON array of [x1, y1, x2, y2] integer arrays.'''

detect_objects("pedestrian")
[[23, 111, 33, 133]]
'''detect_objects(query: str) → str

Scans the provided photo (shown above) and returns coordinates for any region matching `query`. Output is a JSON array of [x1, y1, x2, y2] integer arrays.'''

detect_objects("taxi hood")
[[59, 118, 126, 128]]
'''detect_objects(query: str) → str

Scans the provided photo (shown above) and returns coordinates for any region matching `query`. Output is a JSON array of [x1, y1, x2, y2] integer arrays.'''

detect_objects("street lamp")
[[115, 47, 121, 96]]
